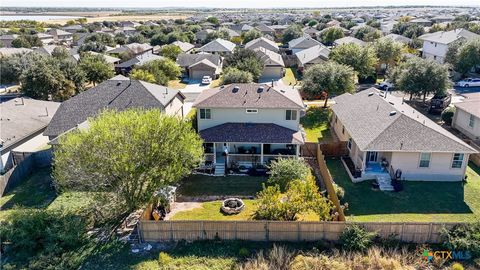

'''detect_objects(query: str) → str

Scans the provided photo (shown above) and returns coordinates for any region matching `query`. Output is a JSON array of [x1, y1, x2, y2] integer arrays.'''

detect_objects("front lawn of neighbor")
[[300, 106, 332, 142], [327, 158, 480, 222], [177, 174, 266, 197], [167, 79, 187, 89], [170, 199, 320, 221], [282, 67, 299, 86]]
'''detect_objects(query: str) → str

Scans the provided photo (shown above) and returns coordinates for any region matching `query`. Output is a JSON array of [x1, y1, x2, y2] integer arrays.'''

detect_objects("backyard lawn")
[[170, 199, 320, 221], [282, 67, 298, 86], [177, 174, 267, 197], [167, 79, 187, 89], [300, 106, 332, 142], [326, 158, 480, 222]]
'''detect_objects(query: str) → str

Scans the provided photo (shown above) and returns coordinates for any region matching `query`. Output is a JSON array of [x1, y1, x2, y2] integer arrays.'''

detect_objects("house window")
[[246, 109, 258, 114], [286, 110, 297, 120], [469, 114, 475, 128], [199, 108, 211, 119], [451, 153, 464, 168], [347, 138, 352, 150], [419, 153, 431, 168]]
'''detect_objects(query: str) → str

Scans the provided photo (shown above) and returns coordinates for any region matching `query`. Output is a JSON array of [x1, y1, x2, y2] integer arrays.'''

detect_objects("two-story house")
[[418, 29, 479, 64], [192, 83, 305, 174]]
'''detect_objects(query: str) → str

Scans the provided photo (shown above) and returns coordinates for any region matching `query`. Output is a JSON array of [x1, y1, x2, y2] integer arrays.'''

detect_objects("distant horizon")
[[1, 0, 479, 9]]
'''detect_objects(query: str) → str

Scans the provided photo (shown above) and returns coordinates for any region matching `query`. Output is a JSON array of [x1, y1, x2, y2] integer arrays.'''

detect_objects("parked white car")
[[201, 76, 212, 85], [456, 78, 480, 88]]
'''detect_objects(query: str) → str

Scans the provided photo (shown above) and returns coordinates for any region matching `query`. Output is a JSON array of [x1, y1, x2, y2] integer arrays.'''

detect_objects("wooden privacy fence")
[[319, 142, 348, 158], [139, 220, 458, 244]]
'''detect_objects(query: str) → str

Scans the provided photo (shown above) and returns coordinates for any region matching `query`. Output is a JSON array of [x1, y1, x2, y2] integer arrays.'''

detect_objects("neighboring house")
[[192, 83, 305, 173], [48, 29, 73, 44], [176, 53, 222, 80], [62, 24, 84, 33], [270, 25, 288, 35], [171, 41, 195, 53], [418, 28, 479, 63], [115, 27, 137, 36], [331, 88, 476, 182], [245, 37, 279, 52], [35, 33, 55, 45], [453, 99, 480, 140], [195, 29, 214, 43], [253, 47, 285, 80], [115, 52, 164, 74], [0, 48, 32, 58], [302, 26, 321, 39], [288, 36, 322, 54], [382, 33, 412, 45], [0, 34, 18, 48], [107, 43, 153, 56], [198, 38, 236, 55], [34, 45, 62, 56], [87, 51, 121, 65], [0, 97, 60, 172], [333, 36, 367, 47], [44, 75, 185, 142], [255, 24, 275, 36], [230, 24, 254, 34], [410, 18, 433, 27], [294, 44, 330, 71]]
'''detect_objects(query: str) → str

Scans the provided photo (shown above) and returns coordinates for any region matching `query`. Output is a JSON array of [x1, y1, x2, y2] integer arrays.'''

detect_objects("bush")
[[333, 183, 345, 200], [238, 247, 250, 257], [268, 158, 311, 192], [0, 209, 88, 268], [442, 107, 456, 125], [158, 252, 173, 265], [441, 222, 480, 258], [339, 224, 377, 252], [221, 67, 253, 85], [451, 262, 464, 270]]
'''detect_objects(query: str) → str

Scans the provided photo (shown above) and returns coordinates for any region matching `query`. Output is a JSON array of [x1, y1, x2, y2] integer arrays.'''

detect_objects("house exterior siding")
[[164, 94, 184, 117], [197, 107, 300, 132], [452, 107, 480, 140], [421, 41, 448, 63]]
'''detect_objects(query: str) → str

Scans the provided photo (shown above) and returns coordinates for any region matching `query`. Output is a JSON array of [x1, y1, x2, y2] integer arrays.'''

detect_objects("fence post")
[[170, 222, 174, 241], [265, 221, 269, 242], [400, 223, 405, 242], [234, 221, 237, 240], [201, 221, 205, 240], [427, 223, 433, 243], [297, 222, 301, 242]]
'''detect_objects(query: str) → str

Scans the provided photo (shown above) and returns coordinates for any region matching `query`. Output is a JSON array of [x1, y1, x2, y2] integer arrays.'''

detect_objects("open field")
[[48, 14, 189, 24], [327, 158, 480, 222]]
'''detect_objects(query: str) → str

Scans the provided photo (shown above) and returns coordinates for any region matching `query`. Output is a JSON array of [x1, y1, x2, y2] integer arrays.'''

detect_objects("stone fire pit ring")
[[221, 198, 245, 215]]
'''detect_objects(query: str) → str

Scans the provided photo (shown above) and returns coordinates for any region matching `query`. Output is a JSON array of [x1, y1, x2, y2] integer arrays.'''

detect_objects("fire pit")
[[220, 198, 245, 215]]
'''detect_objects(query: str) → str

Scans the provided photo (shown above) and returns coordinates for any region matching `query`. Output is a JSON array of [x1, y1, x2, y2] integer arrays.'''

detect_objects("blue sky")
[[1, 0, 479, 8]]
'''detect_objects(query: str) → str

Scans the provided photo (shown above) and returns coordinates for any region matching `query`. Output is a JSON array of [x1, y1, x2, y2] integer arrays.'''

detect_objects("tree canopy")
[[221, 67, 254, 85], [354, 26, 383, 42], [224, 48, 263, 81], [373, 38, 403, 71], [282, 24, 303, 44], [78, 54, 114, 86], [301, 61, 355, 106], [53, 109, 204, 213], [392, 57, 451, 101], [160, 44, 182, 61], [242, 29, 262, 44], [130, 69, 156, 83], [133, 59, 181, 86], [320, 27, 344, 45], [267, 158, 311, 192], [452, 38, 480, 75], [330, 43, 378, 79]]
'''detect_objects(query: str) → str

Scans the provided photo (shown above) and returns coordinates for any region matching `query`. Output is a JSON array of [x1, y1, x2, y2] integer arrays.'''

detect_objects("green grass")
[[327, 158, 480, 222], [300, 106, 332, 142], [170, 199, 320, 221], [0, 168, 93, 220], [168, 79, 187, 89], [177, 175, 267, 197], [282, 67, 298, 86]]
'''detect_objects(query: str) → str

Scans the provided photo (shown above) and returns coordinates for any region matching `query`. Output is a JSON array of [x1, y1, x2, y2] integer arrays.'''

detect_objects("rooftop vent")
[[116, 82, 122, 86], [257, 86, 264, 93], [232, 86, 239, 93], [389, 102, 394, 105], [368, 92, 374, 96], [389, 111, 397, 116]]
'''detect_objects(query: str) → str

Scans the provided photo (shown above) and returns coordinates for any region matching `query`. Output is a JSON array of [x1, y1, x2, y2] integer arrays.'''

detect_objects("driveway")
[[181, 81, 211, 94]]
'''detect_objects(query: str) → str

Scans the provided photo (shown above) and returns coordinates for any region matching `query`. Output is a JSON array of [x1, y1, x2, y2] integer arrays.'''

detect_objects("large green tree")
[[330, 43, 378, 79], [160, 44, 182, 61], [301, 61, 355, 107], [78, 54, 114, 86], [373, 38, 403, 71], [267, 158, 311, 192], [53, 109, 204, 213], [394, 57, 451, 101], [320, 27, 344, 45], [224, 48, 263, 81], [354, 26, 382, 42], [242, 29, 262, 44], [220, 67, 254, 85], [282, 24, 303, 44], [134, 58, 181, 85], [454, 38, 480, 75]]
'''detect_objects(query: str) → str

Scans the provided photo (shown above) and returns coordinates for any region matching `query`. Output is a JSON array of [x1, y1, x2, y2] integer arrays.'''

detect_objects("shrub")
[[442, 107, 456, 125], [339, 224, 377, 252], [333, 183, 345, 200], [268, 158, 311, 192], [451, 262, 464, 270], [221, 67, 253, 85], [441, 222, 480, 258], [158, 252, 173, 265], [238, 247, 250, 257]]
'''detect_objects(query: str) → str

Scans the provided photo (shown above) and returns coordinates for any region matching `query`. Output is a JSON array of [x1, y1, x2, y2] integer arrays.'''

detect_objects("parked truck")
[[429, 93, 452, 114]]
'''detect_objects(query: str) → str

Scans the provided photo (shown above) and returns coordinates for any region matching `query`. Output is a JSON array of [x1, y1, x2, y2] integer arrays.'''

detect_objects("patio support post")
[[260, 143, 264, 164], [362, 152, 367, 172], [296, 144, 300, 157], [213, 143, 216, 164]]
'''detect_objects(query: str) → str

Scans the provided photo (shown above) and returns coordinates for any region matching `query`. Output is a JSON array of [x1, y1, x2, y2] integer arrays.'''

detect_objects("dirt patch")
[[164, 202, 202, 220]]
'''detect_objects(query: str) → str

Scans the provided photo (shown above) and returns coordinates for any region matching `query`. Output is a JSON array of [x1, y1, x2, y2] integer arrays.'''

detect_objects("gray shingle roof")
[[193, 83, 304, 109], [199, 123, 304, 144], [455, 100, 480, 118], [44, 77, 183, 138], [294, 45, 330, 65], [1, 98, 60, 153], [332, 88, 476, 153], [419, 29, 479, 44], [171, 41, 195, 52], [176, 53, 222, 68], [198, 38, 236, 53], [115, 53, 164, 68], [288, 36, 322, 49], [254, 47, 284, 67], [245, 37, 279, 52]]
